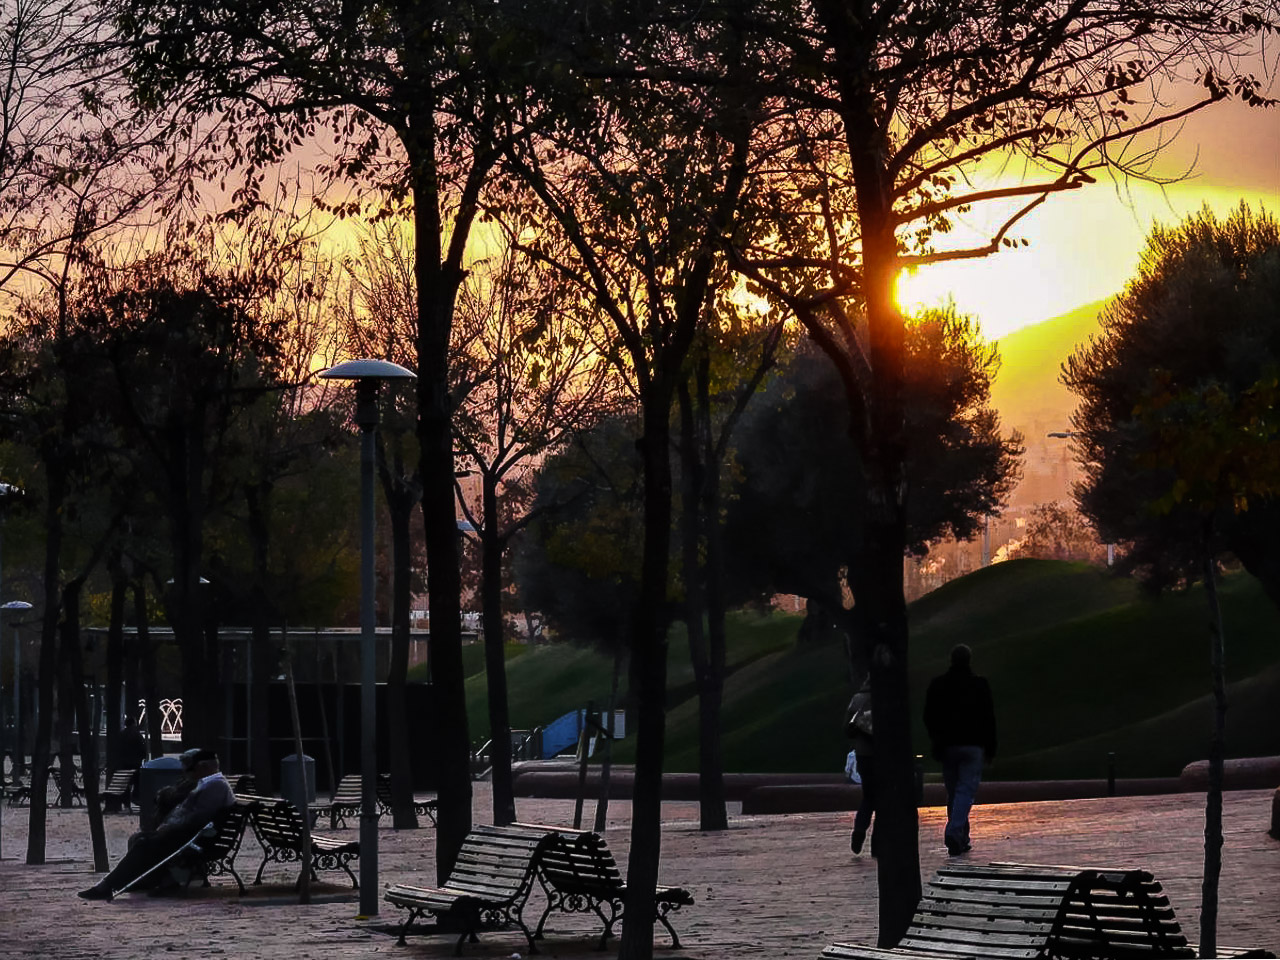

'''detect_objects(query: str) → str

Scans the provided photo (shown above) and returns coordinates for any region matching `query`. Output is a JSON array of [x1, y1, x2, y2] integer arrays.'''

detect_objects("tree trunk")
[[134, 582, 163, 760], [410, 148, 471, 882], [169, 415, 208, 752], [1199, 540, 1227, 958], [594, 648, 622, 833], [104, 563, 127, 776], [808, 0, 924, 942], [63, 578, 109, 872], [481, 475, 517, 826], [619, 389, 676, 960], [55, 630, 77, 806], [677, 379, 727, 832], [26, 461, 65, 864], [203, 605, 223, 758], [246, 483, 277, 791], [384, 473, 419, 829], [698, 487, 729, 831]]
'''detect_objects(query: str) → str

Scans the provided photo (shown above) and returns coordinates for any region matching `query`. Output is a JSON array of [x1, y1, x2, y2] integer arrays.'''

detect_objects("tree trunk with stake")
[[1199, 530, 1227, 958]]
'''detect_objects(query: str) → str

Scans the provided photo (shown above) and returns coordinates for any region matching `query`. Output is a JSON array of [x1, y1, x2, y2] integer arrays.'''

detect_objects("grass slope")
[[989, 300, 1104, 431], [468, 559, 1280, 778]]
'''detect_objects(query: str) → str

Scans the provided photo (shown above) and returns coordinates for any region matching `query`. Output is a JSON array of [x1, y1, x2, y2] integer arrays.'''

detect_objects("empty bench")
[[385, 822, 559, 954], [529, 823, 694, 949], [823, 861, 1275, 960], [99, 770, 137, 814], [248, 797, 361, 888], [376, 772, 438, 826], [48, 766, 85, 806]]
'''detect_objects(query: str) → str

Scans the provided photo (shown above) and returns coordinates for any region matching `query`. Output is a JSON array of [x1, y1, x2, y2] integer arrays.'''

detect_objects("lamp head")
[[321, 359, 416, 429], [319, 359, 416, 382]]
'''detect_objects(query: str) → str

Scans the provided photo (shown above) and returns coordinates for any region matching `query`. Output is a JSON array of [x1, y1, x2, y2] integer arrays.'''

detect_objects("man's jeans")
[[941, 745, 984, 851]]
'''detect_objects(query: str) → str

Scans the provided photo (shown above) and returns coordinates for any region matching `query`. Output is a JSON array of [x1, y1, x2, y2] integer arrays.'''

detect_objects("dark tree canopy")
[[1063, 203, 1280, 606], [726, 311, 1023, 609], [519, 312, 1022, 646], [514, 414, 646, 655]]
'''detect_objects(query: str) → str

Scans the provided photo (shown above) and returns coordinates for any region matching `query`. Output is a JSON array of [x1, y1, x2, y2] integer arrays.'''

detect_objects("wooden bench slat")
[[525, 825, 693, 949], [383, 823, 559, 954], [820, 860, 1243, 960]]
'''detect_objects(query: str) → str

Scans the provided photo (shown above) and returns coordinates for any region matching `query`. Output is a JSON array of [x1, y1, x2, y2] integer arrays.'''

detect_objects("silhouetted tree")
[[727, 1, 1273, 940], [1063, 203, 1280, 955]]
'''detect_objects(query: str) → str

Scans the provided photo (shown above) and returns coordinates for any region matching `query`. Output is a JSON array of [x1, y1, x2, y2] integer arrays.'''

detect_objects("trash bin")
[[137, 756, 183, 828], [280, 753, 315, 812]]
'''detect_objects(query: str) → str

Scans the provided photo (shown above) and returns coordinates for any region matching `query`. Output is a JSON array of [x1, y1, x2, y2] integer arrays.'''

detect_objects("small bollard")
[[1107, 752, 1116, 796], [914, 755, 925, 807]]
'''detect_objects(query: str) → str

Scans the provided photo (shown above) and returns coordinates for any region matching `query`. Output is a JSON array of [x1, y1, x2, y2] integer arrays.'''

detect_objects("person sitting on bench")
[[78, 749, 235, 901]]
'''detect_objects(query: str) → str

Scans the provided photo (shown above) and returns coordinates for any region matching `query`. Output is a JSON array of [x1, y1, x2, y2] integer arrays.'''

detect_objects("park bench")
[[384, 822, 560, 954], [527, 822, 694, 949], [48, 765, 86, 806], [168, 798, 258, 895], [5, 775, 30, 806], [320, 772, 438, 829], [319, 773, 367, 830], [822, 861, 1276, 960], [247, 797, 361, 889], [376, 772, 439, 826], [99, 770, 137, 814]]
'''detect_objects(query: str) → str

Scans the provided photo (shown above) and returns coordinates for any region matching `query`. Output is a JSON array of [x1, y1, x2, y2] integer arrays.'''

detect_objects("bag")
[[846, 708, 873, 738]]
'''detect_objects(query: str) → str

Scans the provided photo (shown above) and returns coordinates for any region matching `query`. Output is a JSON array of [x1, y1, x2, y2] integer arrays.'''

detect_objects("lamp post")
[[319, 358, 415, 918]]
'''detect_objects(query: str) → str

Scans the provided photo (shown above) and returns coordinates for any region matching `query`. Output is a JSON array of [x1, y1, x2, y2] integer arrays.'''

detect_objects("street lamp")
[[319, 358, 415, 918]]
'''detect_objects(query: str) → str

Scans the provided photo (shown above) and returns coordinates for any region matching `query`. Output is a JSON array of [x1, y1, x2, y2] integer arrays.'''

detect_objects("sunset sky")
[[896, 93, 1280, 341]]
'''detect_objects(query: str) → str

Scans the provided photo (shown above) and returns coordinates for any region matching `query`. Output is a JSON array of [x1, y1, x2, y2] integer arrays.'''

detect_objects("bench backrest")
[[104, 770, 135, 794], [251, 799, 307, 851], [905, 863, 1194, 959], [194, 800, 255, 861], [905, 863, 1077, 957], [536, 829, 624, 897], [443, 823, 558, 904], [332, 774, 363, 804]]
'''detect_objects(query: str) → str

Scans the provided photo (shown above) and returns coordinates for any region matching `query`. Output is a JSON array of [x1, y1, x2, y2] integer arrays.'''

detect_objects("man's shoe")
[[851, 828, 866, 854], [77, 884, 112, 901]]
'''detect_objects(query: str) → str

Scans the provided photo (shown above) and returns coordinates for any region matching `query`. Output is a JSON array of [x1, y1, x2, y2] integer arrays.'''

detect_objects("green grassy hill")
[[458, 559, 1280, 779]]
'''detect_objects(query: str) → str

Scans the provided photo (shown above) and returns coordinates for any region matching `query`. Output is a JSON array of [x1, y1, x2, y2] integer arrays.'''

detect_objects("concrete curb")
[[512, 756, 1280, 817]]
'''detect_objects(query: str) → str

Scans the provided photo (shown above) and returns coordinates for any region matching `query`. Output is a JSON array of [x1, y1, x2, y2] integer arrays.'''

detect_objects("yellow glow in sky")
[[896, 95, 1280, 340], [896, 180, 1279, 341]]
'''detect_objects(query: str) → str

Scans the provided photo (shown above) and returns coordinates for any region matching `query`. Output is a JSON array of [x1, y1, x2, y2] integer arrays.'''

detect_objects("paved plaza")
[[0, 784, 1275, 959]]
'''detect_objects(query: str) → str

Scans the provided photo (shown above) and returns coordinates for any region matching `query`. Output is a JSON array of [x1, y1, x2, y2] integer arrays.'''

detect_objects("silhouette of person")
[[924, 644, 996, 856], [117, 715, 147, 806], [844, 679, 876, 855]]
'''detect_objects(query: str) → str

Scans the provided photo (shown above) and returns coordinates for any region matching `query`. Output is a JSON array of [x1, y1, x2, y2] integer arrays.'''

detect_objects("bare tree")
[[452, 244, 615, 826]]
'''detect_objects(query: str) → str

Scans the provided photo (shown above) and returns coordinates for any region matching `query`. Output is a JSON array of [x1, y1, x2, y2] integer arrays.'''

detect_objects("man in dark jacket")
[[923, 644, 997, 856]]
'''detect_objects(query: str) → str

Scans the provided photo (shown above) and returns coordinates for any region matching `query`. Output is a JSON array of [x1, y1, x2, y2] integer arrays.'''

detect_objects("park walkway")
[[0, 784, 1275, 959]]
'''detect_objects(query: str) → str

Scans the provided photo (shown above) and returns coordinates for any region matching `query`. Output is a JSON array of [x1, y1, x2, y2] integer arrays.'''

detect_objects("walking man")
[[924, 644, 996, 856]]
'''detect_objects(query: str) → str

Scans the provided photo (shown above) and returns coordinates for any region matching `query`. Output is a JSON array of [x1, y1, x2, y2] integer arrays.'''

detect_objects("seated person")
[[79, 749, 235, 901], [126, 748, 203, 850]]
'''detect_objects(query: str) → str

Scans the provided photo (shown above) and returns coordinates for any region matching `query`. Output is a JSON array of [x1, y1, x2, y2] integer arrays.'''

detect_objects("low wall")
[[739, 778, 1186, 815], [511, 757, 1280, 816], [1179, 756, 1280, 791], [511, 767, 844, 802]]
